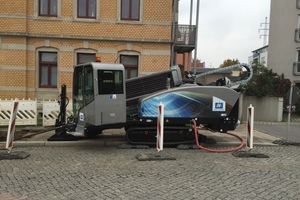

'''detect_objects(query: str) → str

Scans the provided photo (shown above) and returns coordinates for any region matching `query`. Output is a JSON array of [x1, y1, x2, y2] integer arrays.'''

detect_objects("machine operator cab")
[[72, 61, 126, 136]]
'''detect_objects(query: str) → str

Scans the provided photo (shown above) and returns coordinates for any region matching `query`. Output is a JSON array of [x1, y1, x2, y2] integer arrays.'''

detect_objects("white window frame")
[[296, 15, 300, 42], [294, 50, 300, 75]]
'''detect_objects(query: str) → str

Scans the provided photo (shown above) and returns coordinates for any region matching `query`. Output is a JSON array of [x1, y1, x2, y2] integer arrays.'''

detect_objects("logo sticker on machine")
[[79, 112, 84, 121], [212, 96, 226, 111], [109, 94, 117, 99]]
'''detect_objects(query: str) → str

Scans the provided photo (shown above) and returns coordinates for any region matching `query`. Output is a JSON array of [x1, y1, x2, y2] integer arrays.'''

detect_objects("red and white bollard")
[[247, 104, 254, 149], [157, 102, 164, 152], [6, 101, 19, 153]]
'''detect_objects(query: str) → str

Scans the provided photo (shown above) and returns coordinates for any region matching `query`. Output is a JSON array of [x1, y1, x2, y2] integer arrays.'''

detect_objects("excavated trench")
[[0, 130, 28, 142]]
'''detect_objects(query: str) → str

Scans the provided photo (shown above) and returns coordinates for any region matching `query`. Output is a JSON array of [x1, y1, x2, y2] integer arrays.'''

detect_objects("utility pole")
[[258, 17, 269, 46]]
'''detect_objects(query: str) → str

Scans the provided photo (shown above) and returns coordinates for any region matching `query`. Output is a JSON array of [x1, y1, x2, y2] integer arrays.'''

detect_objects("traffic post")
[[5, 101, 19, 153], [135, 102, 175, 161], [157, 102, 164, 152], [247, 104, 254, 150], [0, 100, 30, 160]]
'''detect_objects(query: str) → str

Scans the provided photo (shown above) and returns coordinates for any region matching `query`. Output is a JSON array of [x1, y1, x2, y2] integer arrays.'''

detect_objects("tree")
[[240, 64, 291, 98], [191, 58, 201, 63], [219, 59, 240, 68]]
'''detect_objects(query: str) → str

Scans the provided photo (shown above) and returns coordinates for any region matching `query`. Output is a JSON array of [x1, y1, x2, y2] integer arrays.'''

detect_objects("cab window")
[[98, 70, 123, 94], [84, 66, 94, 105]]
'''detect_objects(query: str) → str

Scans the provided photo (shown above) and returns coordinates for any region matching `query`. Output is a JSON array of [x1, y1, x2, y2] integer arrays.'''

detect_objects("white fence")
[[240, 95, 283, 122], [0, 99, 73, 127], [0, 99, 37, 126], [42, 100, 73, 126]]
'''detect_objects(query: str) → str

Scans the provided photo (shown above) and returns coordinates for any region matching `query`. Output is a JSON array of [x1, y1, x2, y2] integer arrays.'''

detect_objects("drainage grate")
[[232, 150, 269, 158], [273, 140, 300, 146], [273, 140, 285, 145]]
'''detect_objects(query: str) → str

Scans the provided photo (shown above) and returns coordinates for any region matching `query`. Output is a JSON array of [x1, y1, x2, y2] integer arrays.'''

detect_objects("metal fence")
[[174, 24, 196, 45]]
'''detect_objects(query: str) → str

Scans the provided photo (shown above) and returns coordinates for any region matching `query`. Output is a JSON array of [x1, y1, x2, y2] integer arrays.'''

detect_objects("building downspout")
[[171, 0, 178, 67], [25, 0, 29, 99], [188, 0, 193, 72], [193, 0, 200, 75]]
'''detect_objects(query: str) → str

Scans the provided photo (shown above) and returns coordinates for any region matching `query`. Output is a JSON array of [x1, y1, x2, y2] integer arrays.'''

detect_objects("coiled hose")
[[192, 119, 245, 153]]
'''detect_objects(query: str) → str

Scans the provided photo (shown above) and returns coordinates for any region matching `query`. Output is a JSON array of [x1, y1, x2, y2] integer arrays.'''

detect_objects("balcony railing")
[[295, 28, 300, 42], [174, 25, 196, 45], [174, 25, 196, 53], [293, 62, 300, 75]]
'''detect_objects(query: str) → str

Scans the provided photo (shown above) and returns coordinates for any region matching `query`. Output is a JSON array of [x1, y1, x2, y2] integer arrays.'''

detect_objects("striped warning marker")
[[6, 101, 19, 152], [247, 104, 254, 149], [157, 102, 164, 152]]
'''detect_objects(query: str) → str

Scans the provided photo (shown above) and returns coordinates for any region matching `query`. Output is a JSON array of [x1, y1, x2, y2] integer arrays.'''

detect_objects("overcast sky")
[[179, 0, 271, 68]]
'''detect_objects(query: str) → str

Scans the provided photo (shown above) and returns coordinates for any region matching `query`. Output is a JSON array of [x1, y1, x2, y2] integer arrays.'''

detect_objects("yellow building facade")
[[0, 0, 173, 100]]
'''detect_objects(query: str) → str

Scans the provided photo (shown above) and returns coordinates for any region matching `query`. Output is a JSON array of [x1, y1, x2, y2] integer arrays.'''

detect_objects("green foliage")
[[219, 59, 240, 68], [240, 64, 291, 98]]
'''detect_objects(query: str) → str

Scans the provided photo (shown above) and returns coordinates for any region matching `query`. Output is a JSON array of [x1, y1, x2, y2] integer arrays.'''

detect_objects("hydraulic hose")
[[192, 119, 245, 153]]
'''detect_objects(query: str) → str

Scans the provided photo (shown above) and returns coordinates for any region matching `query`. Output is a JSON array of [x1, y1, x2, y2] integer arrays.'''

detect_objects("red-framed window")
[[120, 55, 138, 79], [78, 0, 96, 19], [39, 52, 57, 88], [39, 0, 57, 17], [121, 0, 140, 21]]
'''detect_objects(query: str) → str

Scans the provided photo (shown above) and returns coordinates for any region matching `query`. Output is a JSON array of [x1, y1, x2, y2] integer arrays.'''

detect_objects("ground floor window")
[[77, 53, 96, 64], [120, 55, 138, 79], [39, 52, 57, 88]]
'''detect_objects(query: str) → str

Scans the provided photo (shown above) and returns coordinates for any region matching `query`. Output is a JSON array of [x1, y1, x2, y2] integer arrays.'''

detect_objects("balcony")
[[295, 28, 300, 42], [293, 62, 300, 75], [174, 24, 196, 53]]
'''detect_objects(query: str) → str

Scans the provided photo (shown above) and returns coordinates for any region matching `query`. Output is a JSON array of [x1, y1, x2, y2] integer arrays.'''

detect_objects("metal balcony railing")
[[174, 25, 196, 45], [293, 62, 300, 75], [295, 28, 300, 42]]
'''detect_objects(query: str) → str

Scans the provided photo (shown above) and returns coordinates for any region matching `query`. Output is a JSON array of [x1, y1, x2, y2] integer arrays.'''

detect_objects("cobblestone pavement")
[[1, 145, 300, 200]]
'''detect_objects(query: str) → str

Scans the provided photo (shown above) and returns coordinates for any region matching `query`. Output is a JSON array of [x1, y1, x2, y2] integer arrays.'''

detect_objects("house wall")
[[268, 0, 300, 82], [0, 0, 174, 100]]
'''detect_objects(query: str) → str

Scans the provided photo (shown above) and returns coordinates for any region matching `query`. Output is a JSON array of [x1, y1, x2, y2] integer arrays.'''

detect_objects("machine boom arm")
[[195, 63, 253, 87]]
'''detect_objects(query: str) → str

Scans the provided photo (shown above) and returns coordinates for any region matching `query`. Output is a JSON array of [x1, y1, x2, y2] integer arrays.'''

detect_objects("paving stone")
[[0, 146, 300, 199]]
